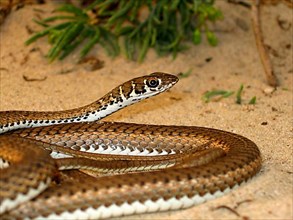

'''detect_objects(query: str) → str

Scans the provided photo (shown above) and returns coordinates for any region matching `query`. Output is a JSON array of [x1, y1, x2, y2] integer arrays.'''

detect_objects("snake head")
[[80, 72, 179, 122], [126, 72, 179, 99], [145, 72, 179, 92]]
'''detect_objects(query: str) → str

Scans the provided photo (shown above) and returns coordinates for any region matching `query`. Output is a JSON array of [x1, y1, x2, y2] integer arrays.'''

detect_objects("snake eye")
[[146, 79, 159, 88]]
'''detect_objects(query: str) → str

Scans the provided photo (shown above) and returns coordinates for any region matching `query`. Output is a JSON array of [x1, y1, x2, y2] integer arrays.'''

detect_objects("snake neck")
[[0, 72, 178, 134], [0, 86, 141, 134]]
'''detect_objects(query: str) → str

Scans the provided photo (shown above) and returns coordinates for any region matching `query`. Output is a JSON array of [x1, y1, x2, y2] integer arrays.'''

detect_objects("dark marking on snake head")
[[135, 90, 142, 95]]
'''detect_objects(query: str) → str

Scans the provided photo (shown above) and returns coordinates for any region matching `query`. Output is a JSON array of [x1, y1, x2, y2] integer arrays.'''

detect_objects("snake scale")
[[0, 72, 262, 219]]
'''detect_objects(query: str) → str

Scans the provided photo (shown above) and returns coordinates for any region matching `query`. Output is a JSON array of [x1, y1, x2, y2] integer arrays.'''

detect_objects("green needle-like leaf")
[[117, 26, 135, 36], [161, 35, 181, 50], [33, 18, 49, 27], [60, 27, 94, 60], [206, 31, 218, 46], [178, 69, 193, 79], [236, 84, 244, 104], [55, 4, 86, 18], [86, 0, 105, 10], [107, 0, 134, 26], [99, 27, 119, 56], [124, 37, 136, 60], [203, 90, 234, 103], [43, 16, 77, 22], [80, 28, 101, 59], [249, 96, 257, 105], [48, 22, 84, 61], [193, 29, 202, 45], [25, 22, 73, 45], [138, 33, 151, 62]]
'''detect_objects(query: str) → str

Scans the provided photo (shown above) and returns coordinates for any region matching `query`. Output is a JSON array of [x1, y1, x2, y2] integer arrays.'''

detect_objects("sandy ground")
[[0, 1, 292, 219]]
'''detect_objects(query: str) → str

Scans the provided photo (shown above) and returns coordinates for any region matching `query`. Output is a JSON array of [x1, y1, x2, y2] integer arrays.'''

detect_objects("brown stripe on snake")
[[0, 72, 262, 219]]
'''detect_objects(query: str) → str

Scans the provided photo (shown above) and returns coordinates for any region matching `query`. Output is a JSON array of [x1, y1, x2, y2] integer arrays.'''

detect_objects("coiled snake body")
[[0, 72, 261, 219]]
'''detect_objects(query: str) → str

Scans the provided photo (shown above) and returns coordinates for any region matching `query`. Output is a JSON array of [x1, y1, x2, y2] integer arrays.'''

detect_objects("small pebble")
[[272, 107, 278, 111], [261, 121, 268, 125], [263, 87, 275, 94]]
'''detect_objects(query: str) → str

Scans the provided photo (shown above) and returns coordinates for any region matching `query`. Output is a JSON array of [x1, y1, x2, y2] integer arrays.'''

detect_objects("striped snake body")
[[0, 72, 262, 219]]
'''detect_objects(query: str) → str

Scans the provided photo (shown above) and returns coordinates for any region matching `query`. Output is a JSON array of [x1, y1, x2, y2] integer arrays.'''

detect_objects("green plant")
[[178, 69, 193, 78], [248, 96, 256, 104], [26, 0, 222, 62], [202, 90, 234, 103], [203, 84, 257, 105], [236, 84, 244, 104]]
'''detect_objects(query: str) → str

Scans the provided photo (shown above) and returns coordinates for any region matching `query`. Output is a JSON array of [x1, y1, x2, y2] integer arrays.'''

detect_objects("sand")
[[0, 1, 292, 219]]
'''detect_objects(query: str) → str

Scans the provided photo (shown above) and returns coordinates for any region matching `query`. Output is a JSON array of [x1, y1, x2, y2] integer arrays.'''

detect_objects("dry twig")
[[251, 0, 278, 87]]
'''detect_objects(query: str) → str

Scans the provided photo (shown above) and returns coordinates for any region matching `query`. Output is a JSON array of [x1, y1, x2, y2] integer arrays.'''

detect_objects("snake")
[[0, 72, 262, 219]]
